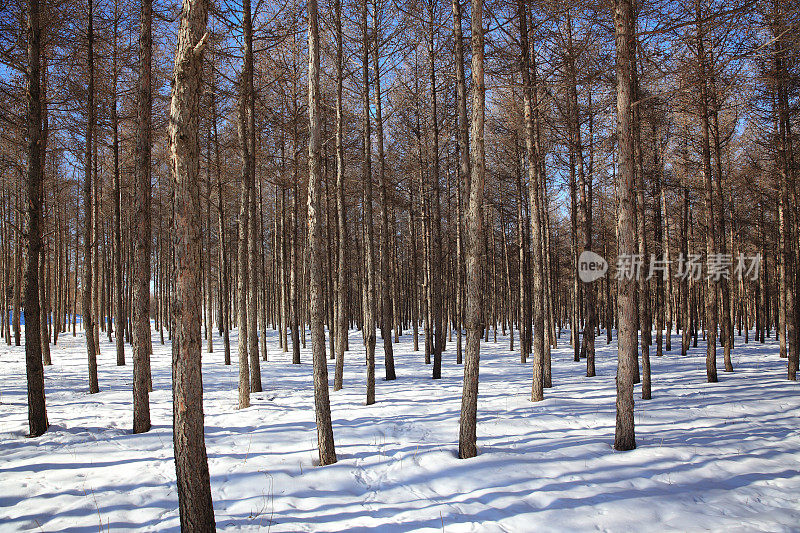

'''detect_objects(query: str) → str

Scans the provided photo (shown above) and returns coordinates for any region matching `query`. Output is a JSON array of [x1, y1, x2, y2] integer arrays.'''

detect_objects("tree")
[[458, 0, 484, 460], [111, 0, 124, 368], [372, 0, 396, 382], [83, 0, 99, 395], [167, 0, 215, 525], [518, 0, 546, 401], [307, 0, 337, 465], [696, 0, 718, 383], [612, 0, 636, 451], [236, 0, 255, 409], [132, 0, 153, 435], [361, 0, 377, 405], [23, 0, 48, 438], [333, 0, 347, 391]]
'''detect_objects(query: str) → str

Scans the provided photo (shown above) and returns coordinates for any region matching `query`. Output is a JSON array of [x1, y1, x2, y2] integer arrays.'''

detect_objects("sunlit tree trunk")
[[459, 0, 484, 459]]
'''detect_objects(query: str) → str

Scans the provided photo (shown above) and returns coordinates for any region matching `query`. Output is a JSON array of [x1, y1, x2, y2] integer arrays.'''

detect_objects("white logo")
[[578, 251, 608, 283]]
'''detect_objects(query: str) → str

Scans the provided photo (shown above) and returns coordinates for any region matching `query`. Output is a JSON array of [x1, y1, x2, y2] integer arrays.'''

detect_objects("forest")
[[0, 0, 799, 529]]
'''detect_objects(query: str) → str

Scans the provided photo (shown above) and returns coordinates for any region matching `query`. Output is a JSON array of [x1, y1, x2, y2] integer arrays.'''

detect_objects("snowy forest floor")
[[1, 324, 799, 532]]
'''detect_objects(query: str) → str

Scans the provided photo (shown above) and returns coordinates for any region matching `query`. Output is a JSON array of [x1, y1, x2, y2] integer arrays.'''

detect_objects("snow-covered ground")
[[1, 324, 799, 532]]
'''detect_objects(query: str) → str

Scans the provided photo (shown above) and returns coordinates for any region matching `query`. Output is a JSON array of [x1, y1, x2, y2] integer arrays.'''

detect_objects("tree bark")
[[167, 0, 216, 526], [612, 0, 637, 451], [696, 0, 718, 383], [212, 77, 231, 366], [111, 4, 125, 367], [427, 0, 445, 380], [458, 0, 484, 459], [307, 0, 337, 464], [333, 0, 347, 391], [518, 0, 546, 401], [84, 0, 99, 394], [372, 7, 396, 381], [24, 0, 48, 437], [361, 0, 377, 405], [132, 0, 153, 433]]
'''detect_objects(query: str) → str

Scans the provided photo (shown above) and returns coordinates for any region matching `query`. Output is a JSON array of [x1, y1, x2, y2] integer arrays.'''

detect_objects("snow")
[[1, 325, 799, 532]]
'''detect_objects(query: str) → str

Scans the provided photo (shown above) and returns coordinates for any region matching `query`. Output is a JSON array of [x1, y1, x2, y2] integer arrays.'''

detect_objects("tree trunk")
[[612, 0, 637, 451], [458, 0, 484, 459], [307, 0, 337, 464], [111, 6, 125, 367], [333, 0, 347, 391], [212, 78, 231, 366], [24, 0, 48, 437], [132, 0, 152, 432], [361, 0, 377, 405], [236, 84, 251, 408], [518, 0, 546, 401], [428, 0, 444, 380], [372, 8, 396, 381], [696, 0, 718, 383], [167, 0, 216, 526], [84, 0, 99, 394]]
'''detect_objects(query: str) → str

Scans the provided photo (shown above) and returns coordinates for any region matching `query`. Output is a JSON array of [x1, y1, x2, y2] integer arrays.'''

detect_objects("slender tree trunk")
[[111, 6, 125, 367], [519, 0, 546, 401], [709, 84, 733, 372], [307, 0, 337, 464], [236, 86, 251, 408], [458, 0, 484, 459], [372, 7, 396, 381], [24, 0, 48, 437], [168, 1, 215, 528], [333, 0, 347, 391], [697, 0, 718, 383], [612, 0, 637, 451], [428, 0, 444, 380], [84, 0, 99, 394], [361, 0, 377, 405], [38, 53, 51, 367], [245, 5, 261, 388], [205, 119, 214, 355], [132, 0, 152, 432], [212, 79, 231, 366]]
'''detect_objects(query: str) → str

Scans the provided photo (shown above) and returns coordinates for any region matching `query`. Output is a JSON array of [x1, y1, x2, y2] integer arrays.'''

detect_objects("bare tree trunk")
[[518, 0, 546, 401], [244, 6, 261, 386], [290, 130, 301, 364], [212, 77, 231, 366], [307, 0, 337, 464], [662, 175, 673, 352], [372, 5, 396, 381], [333, 0, 347, 391], [13, 191, 21, 345], [709, 83, 733, 372], [111, 4, 125, 367], [427, 0, 445, 380], [84, 0, 99, 394], [259, 179, 268, 362], [361, 0, 377, 405], [24, 0, 48, 436], [696, 0, 718, 383], [248, 145, 261, 390], [168, 1, 215, 527], [612, 0, 636, 451], [205, 119, 214, 355], [132, 0, 152, 432], [458, 0, 484, 459], [39, 54, 51, 366], [236, 86, 251, 408]]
